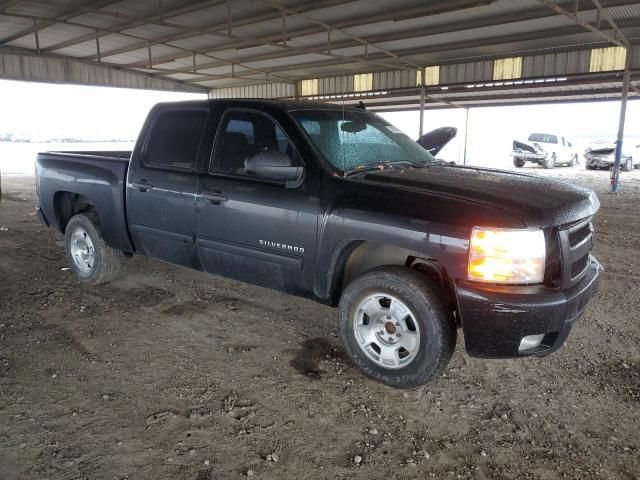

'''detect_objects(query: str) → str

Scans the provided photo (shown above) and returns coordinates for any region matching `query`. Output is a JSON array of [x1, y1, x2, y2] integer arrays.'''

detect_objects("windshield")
[[528, 133, 558, 144], [291, 109, 435, 173]]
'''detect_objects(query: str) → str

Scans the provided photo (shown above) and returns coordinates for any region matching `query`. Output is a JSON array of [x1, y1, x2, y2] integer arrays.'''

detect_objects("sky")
[[0, 80, 205, 141], [1, 79, 639, 169]]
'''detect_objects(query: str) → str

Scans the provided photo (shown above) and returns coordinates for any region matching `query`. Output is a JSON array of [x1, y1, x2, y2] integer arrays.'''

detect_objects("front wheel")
[[622, 158, 633, 172], [64, 213, 120, 285], [338, 267, 456, 389], [513, 157, 525, 168], [543, 153, 556, 169]]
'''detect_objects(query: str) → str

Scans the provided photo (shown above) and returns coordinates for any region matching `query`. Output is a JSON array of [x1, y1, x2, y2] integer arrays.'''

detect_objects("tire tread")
[[338, 266, 455, 389], [65, 213, 120, 285]]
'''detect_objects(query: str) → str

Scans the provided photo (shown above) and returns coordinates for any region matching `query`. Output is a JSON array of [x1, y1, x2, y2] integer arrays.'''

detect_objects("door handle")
[[201, 191, 228, 204], [131, 180, 153, 192]]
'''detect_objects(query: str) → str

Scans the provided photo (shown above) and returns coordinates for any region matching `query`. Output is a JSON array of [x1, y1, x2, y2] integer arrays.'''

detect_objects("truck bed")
[[38, 150, 131, 161], [36, 150, 134, 252]]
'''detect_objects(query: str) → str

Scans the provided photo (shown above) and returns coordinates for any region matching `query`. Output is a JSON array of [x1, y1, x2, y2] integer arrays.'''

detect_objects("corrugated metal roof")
[[0, 0, 638, 101]]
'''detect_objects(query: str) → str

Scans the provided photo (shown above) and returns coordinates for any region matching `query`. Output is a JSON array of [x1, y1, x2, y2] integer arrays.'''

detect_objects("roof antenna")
[[356, 100, 366, 110]]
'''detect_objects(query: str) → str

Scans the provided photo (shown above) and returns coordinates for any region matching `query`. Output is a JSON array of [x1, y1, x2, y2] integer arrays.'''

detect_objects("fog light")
[[518, 334, 545, 353]]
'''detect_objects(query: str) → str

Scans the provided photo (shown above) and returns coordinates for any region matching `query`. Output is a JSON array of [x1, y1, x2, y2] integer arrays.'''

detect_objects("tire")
[[622, 158, 633, 172], [64, 213, 120, 285], [513, 157, 525, 168], [338, 266, 456, 389], [543, 153, 556, 169], [569, 155, 577, 167]]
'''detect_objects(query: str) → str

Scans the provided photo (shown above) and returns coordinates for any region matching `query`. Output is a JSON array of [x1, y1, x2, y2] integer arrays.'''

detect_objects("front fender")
[[314, 207, 470, 301]]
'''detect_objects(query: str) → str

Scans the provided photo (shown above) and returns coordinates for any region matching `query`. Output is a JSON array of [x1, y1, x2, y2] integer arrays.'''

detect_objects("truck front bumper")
[[454, 257, 603, 358], [511, 152, 546, 162]]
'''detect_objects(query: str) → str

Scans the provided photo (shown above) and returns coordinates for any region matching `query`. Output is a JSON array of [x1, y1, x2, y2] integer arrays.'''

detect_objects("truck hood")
[[512, 140, 538, 154], [356, 165, 599, 228], [417, 127, 457, 156]]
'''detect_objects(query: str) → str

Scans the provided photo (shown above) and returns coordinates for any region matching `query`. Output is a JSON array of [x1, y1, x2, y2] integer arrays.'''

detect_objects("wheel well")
[[329, 241, 452, 307], [53, 192, 96, 232]]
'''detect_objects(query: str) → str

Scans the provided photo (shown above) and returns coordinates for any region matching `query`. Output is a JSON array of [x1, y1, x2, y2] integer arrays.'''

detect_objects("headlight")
[[468, 227, 545, 284]]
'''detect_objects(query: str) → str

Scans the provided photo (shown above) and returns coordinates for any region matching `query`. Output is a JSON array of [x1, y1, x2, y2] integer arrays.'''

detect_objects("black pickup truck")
[[35, 99, 603, 389]]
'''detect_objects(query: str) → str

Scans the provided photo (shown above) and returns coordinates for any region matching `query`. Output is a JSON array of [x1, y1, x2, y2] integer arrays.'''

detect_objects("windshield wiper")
[[425, 159, 457, 167], [343, 160, 424, 176]]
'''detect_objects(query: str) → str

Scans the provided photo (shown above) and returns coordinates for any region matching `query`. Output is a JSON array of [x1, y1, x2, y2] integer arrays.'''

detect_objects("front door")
[[127, 107, 209, 269], [195, 109, 319, 295]]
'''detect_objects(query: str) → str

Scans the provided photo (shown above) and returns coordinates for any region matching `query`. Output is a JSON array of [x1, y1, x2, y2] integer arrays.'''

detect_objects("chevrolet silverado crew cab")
[[35, 99, 603, 389]]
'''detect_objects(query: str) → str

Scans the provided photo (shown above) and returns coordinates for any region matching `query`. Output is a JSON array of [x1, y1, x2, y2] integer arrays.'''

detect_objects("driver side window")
[[211, 110, 300, 178]]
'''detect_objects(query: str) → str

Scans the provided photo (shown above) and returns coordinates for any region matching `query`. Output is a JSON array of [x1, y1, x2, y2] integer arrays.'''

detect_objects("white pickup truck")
[[511, 133, 578, 169]]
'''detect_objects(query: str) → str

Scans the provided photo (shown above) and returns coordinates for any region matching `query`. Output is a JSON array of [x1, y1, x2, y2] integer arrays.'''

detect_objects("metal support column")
[[419, 84, 425, 137], [612, 48, 632, 193], [462, 107, 470, 165]]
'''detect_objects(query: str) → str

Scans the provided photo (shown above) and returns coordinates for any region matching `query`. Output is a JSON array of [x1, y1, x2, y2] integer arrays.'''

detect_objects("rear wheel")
[[338, 267, 455, 389], [569, 154, 577, 167], [513, 157, 525, 168], [64, 213, 120, 285], [622, 158, 633, 172]]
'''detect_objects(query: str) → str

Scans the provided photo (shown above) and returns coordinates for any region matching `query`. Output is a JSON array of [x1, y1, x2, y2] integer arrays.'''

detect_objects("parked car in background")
[[511, 133, 578, 169], [584, 140, 636, 171]]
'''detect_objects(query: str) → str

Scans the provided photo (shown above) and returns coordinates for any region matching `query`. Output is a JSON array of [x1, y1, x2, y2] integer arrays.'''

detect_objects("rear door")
[[127, 106, 209, 268], [195, 108, 320, 295]]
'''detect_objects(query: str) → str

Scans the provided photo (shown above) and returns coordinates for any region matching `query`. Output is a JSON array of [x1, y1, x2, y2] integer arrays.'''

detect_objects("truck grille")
[[558, 216, 594, 287]]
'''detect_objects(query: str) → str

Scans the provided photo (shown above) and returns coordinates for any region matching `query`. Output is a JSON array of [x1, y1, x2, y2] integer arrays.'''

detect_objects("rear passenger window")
[[211, 110, 299, 176], [145, 109, 207, 170]]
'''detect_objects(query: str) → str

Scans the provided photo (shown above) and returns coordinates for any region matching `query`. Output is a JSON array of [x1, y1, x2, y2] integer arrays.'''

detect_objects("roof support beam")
[[75, 0, 413, 74], [84, 0, 495, 66], [49, 0, 350, 58], [0, 0, 118, 46], [0, 9, 294, 85], [37, 0, 227, 53], [590, 0, 630, 46], [537, 0, 630, 48], [95, 29, 101, 62], [0, 46, 208, 92], [252, 0, 421, 69], [32, 17, 39, 54], [201, 20, 639, 81], [138, 0, 639, 78]]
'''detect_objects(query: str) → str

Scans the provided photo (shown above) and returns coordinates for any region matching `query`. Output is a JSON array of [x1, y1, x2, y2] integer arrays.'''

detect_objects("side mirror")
[[245, 150, 305, 187]]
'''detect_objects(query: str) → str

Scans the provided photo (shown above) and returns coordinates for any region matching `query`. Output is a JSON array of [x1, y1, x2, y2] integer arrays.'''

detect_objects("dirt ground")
[[0, 166, 638, 480]]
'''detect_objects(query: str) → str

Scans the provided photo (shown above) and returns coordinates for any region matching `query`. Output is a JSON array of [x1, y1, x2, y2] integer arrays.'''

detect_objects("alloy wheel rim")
[[70, 227, 95, 273], [352, 293, 421, 370]]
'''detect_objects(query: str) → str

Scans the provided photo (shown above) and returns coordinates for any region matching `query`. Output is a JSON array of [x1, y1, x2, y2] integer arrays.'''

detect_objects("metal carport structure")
[[1, 0, 640, 189]]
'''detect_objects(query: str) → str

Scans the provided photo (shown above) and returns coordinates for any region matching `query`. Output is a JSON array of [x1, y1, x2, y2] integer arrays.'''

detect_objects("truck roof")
[[153, 98, 369, 113]]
